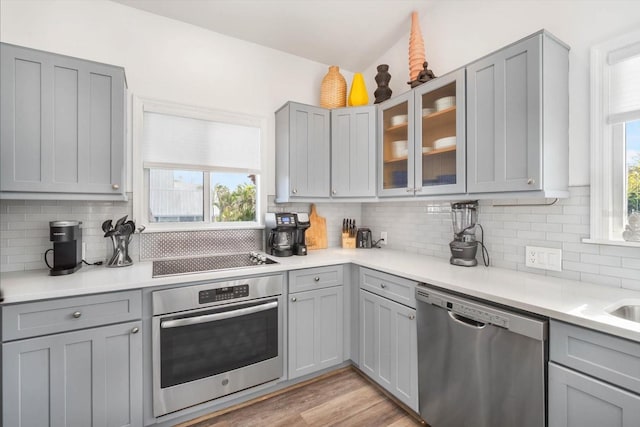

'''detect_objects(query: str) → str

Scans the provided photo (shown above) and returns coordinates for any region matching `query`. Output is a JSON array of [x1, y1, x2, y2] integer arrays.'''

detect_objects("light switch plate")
[[526, 246, 562, 271]]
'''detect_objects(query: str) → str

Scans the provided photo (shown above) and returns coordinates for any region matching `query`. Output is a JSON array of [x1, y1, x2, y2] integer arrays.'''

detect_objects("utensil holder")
[[106, 234, 133, 267], [342, 233, 356, 249]]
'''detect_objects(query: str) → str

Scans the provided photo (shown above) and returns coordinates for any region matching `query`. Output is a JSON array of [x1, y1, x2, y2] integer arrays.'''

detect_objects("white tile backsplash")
[[0, 197, 133, 272], [361, 186, 640, 291], [3, 188, 639, 291]]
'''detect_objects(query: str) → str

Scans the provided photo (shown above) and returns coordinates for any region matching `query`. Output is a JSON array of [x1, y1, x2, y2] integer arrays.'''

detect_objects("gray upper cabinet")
[[466, 31, 569, 196], [276, 101, 330, 202], [378, 68, 466, 197], [330, 106, 376, 198], [0, 43, 126, 200]]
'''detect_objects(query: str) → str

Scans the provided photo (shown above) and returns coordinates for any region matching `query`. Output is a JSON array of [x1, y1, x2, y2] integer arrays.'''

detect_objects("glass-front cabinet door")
[[414, 68, 466, 195], [378, 68, 466, 197], [378, 91, 415, 196]]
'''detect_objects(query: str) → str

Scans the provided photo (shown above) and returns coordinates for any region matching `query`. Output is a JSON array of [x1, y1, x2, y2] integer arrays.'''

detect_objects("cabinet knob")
[[291, 297, 297, 302], [415, 187, 423, 192], [314, 276, 320, 282], [292, 188, 298, 194], [72, 311, 82, 319], [380, 283, 386, 289], [112, 184, 120, 190], [406, 188, 414, 193], [527, 178, 535, 185], [409, 314, 415, 320], [131, 327, 139, 334], [332, 189, 337, 195]]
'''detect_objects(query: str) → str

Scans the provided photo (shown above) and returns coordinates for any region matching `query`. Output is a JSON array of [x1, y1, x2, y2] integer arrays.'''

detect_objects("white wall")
[[363, 0, 640, 186], [0, 0, 353, 196]]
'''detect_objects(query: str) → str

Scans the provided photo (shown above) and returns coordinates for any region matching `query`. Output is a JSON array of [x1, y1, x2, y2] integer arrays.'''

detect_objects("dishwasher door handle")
[[448, 311, 487, 329]]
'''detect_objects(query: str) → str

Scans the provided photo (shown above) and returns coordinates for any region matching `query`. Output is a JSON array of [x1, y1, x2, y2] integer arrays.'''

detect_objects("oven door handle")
[[160, 300, 278, 329]]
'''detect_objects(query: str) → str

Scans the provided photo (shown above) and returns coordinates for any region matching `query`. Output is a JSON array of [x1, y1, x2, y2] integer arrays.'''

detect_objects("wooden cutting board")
[[306, 204, 327, 250]]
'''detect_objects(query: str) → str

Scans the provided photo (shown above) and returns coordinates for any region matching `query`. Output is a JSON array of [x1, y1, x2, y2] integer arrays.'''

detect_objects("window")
[[589, 29, 640, 245], [133, 98, 266, 230]]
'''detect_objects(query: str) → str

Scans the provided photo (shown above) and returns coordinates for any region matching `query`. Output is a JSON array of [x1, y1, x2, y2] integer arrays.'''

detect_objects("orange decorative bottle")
[[348, 73, 369, 106]]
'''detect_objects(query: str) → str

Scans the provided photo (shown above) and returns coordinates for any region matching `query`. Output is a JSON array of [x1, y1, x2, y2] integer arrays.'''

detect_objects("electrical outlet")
[[526, 246, 562, 271], [380, 231, 388, 245]]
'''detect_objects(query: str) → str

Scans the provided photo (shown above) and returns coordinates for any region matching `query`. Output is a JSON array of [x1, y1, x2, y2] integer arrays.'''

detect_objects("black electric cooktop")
[[152, 252, 277, 278]]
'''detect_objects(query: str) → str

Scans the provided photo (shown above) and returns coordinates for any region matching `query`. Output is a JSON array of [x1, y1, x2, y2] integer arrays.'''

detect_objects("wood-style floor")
[[179, 367, 424, 427]]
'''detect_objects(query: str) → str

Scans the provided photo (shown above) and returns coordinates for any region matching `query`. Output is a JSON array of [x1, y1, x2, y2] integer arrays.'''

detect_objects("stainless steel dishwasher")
[[416, 284, 548, 427]]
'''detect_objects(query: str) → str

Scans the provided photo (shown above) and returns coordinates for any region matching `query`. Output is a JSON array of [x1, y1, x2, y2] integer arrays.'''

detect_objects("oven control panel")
[[199, 284, 249, 304]]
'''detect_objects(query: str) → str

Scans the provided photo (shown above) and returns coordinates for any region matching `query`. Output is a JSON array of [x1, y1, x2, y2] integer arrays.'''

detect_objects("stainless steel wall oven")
[[152, 275, 283, 417]]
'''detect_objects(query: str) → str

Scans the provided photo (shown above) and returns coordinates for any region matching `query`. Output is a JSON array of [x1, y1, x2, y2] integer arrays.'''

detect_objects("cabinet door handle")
[[415, 187, 423, 192], [314, 276, 320, 282], [380, 283, 386, 289], [291, 297, 297, 302], [527, 178, 535, 185], [406, 188, 414, 193], [72, 311, 82, 319], [131, 327, 139, 334], [409, 314, 415, 320], [112, 184, 120, 190]]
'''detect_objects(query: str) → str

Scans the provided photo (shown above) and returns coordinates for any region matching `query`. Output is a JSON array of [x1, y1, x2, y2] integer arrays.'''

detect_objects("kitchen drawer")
[[360, 267, 416, 308], [550, 320, 640, 395], [289, 265, 344, 294], [2, 290, 142, 341]]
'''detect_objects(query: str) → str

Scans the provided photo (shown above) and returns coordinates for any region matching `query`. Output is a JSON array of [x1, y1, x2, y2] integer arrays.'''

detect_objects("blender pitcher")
[[449, 201, 479, 266]]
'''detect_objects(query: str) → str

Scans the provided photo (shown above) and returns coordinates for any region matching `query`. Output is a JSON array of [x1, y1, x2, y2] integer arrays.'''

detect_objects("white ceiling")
[[111, 0, 434, 72]]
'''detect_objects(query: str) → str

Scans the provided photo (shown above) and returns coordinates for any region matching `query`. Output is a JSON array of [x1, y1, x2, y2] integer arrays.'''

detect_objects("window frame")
[[132, 96, 267, 232], [587, 29, 640, 247]]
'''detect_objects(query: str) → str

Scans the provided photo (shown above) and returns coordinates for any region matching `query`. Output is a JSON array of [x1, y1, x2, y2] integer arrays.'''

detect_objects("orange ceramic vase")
[[348, 73, 369, 106]]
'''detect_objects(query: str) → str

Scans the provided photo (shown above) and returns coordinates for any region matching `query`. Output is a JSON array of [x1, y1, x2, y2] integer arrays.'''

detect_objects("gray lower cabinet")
[[359, 289, 418, 412], [3, 320, 142, 427], [549, 363, 640, 427], [330, 106, 376, 198], [549, 320, 640, 427], [466, 30, 569, 196], [0, 42, 126, 200], [288, 286, 344, 379], [275, 101, 330, 201]]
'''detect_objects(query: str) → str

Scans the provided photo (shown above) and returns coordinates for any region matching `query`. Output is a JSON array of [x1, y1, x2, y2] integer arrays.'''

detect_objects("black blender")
[[449, 201, 479, 267]]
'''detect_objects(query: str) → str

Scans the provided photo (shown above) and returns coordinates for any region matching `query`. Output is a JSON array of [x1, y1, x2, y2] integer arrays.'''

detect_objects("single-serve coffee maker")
[[265, 212, 309, 257], [449, 201, 478, 267], [45, 220, 83, 275]]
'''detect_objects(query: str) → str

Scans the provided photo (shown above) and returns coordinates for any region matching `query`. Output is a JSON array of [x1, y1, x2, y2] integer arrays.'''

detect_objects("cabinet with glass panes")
[[378, 68, 466, 197]]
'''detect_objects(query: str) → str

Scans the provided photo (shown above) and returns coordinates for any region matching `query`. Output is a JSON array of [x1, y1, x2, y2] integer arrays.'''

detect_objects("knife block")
[[342, 233, 356, 249]]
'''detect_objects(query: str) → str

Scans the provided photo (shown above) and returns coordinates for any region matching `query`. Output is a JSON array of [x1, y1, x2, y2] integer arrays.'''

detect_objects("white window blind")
[[608, 44, 640, 124], [142, 111, 261, 171]]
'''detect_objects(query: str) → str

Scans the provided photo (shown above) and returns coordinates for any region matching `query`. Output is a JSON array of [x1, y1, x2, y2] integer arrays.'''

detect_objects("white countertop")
[[2, 248, 639, 343]]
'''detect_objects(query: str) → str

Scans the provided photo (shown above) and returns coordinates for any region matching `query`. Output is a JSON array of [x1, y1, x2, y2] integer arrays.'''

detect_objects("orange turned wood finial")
[[408, 11, 426, 82]]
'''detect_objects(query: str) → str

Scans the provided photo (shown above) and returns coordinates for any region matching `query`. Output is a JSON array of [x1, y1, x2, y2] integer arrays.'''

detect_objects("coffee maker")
[[45, 220, 83, 275], [265, 212, 310, 257], [265, 212, 297, 257], [449, 201, 478, 267], [294, 212, 310, 255]]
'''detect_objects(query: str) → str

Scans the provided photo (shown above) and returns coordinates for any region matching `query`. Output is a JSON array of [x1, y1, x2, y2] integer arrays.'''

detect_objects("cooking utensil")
[[101, 219, 112, 233], [115, 215, 128, 229]]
